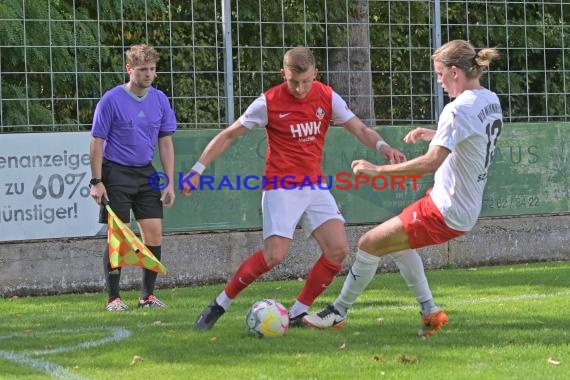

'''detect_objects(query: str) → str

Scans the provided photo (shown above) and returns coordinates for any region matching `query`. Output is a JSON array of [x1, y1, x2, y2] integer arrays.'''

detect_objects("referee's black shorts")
[[99, 159, 163, 224]]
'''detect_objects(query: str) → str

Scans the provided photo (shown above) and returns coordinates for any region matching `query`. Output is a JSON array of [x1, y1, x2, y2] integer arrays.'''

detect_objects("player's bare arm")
[[158, 135, 175, 208], [342, 116, 406, 164], [403, 127, 437, 143], [89, 136, 108, 205], [352, 144, 450, 177], [180, 121, 249, 196]]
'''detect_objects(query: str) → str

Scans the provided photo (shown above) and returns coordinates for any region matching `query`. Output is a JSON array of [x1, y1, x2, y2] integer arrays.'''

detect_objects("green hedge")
[[1, 0, 568, 132]]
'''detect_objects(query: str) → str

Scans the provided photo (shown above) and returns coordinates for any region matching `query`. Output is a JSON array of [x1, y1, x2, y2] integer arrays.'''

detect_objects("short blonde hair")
[[283, 46, 316, 73], [125, 44, 160, 67], [432, 39, 499, 79]]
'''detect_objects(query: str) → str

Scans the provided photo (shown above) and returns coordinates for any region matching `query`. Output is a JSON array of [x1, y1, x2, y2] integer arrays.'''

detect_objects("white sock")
[[333, 248, 381, 315], [289, 300, 309, 318], [391, 249, 438, 315], [215, 291, 232, 310]]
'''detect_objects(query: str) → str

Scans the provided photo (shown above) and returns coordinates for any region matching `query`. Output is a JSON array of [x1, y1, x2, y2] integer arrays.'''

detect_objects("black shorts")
[[99, 159, 163, 224]]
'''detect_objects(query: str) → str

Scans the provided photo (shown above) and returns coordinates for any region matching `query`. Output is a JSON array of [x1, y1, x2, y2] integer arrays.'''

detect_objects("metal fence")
[[1, 0, 570, 131]]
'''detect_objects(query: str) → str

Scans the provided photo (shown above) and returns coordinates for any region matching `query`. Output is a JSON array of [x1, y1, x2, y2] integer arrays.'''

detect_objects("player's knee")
[[143, 237, 162, 246], [264, 251, 287, 268], [357, 234, 375, 252], [325, 243, 349, 263]]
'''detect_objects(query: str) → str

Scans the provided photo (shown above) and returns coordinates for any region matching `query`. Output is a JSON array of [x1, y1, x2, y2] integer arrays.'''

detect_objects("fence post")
[[222, 0, 235, 125], [432, 0, 444, 122]]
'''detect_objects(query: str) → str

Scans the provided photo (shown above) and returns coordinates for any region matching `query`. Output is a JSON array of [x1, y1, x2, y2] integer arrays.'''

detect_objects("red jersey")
[[263, 81, 333, 189]]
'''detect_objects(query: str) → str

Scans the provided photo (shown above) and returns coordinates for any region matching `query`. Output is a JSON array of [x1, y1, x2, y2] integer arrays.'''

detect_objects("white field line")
[[0, 351, 87, 380], [0, 327, 131, 380]]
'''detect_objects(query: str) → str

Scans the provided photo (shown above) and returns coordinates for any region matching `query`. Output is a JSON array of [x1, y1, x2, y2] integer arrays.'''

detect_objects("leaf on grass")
[[129, 355, 144, 366], [399, 354, 418, 363], [547, 357, 561, 366], [153, 320, 162, 325], [339, 343, 347, 350], [373, 354, 383, 361], [353, 331, 361, 336], [210, 336, 218, 341]]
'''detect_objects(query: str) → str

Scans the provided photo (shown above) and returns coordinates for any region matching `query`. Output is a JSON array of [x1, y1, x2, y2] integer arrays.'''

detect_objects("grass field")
[[1, 261, 569, 380]]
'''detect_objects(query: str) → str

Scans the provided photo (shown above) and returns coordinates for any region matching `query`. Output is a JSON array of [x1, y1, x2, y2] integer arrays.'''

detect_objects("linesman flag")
[[105, 203, 167, 275]]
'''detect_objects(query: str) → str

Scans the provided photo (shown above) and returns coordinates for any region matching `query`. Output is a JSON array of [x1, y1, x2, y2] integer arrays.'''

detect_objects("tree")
[[1, 0, 567, 132], [326, 0, 376, 125]]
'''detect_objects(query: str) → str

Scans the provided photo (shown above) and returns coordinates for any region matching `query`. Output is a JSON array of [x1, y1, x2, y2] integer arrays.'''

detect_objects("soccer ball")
[[245, 299, 289, 338]]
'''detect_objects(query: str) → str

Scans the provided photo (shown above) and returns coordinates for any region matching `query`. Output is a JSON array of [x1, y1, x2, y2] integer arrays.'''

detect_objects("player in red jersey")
[[181, 46, 406, 330]]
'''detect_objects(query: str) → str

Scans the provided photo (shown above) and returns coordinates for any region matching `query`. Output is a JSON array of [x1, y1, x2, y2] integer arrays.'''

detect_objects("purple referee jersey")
[[91, 85, 177, 167]]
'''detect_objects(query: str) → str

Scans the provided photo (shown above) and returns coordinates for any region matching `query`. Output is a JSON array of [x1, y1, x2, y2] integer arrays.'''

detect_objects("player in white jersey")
[[304, 39, 503, 336]]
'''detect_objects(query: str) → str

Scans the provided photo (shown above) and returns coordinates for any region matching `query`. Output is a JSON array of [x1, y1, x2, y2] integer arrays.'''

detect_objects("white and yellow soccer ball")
[[245, 299, 289, 337]]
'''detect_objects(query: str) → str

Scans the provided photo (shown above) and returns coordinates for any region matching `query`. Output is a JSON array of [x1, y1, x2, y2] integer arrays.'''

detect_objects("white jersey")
[[429, 88, 503, 231]]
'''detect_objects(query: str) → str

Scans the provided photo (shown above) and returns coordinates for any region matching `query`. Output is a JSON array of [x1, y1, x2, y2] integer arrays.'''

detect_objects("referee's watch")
[[89, 178, 103, 187]]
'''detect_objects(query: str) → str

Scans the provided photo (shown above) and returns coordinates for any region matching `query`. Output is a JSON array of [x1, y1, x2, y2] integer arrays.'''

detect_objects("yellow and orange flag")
[[105, 204, 167, 275]]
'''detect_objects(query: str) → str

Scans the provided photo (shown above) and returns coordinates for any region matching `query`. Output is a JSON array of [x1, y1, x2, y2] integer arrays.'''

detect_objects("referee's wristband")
[[375, 139, 390, 151], [191, 162, 206, 175]]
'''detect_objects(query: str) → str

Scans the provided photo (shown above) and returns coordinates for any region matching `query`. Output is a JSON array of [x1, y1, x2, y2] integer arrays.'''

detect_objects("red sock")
[[297, 255, 343, 306], [224, 250, 270, 299]]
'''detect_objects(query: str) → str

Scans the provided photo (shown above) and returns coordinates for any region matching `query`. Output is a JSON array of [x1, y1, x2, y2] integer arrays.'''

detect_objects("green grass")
[[1, 261, 569, 380]]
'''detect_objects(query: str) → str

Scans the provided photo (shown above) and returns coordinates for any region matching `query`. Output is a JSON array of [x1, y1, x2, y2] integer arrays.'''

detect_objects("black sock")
[[103, 245, 121, 301], [141, 245, 161, 300]]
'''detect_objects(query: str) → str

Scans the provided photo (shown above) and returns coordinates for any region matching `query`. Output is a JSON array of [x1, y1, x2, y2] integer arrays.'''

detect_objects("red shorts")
[[398, 190, 465, 249]]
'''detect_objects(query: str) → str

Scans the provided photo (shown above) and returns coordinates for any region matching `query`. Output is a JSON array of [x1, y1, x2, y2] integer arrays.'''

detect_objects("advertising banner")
[[0, 132, 102, 241]]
